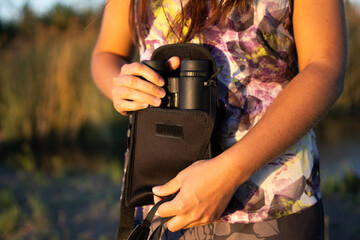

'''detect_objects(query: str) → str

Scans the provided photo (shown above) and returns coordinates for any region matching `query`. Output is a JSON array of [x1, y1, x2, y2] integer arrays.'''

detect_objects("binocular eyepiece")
[[142, 59, 210, 111]]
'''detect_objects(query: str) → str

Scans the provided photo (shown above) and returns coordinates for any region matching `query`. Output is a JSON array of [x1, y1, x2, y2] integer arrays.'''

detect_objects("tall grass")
[[0, 8, 128, 155]]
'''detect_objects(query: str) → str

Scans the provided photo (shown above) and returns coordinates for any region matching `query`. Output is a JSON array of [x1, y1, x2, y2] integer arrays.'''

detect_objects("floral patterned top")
[[136, 0, 321, 223]]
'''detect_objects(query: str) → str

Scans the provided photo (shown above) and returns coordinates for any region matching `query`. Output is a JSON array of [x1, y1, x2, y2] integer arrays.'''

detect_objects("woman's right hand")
[[112, 57, 180, 116]]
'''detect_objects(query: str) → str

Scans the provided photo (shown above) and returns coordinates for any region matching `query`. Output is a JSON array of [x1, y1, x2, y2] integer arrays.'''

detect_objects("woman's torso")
[[136, 0, 321, 224]]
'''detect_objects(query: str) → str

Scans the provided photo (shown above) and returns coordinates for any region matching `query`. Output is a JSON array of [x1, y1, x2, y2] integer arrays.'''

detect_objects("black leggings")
[[151, 200, 324, 240]]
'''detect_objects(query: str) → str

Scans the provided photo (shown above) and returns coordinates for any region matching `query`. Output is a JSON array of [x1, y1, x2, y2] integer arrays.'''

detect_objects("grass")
[[0, 189, 21, 234], [0, 10, 129, 177], [0, 8, 129, 156], [0, 162, 359, 240], [0, 167, 122, 240], [321, 168, 360, 240], [321, 167, 360, 202]]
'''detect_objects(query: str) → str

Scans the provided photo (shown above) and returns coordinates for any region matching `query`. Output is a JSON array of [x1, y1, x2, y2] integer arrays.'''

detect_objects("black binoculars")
[[142, 59, 211, 111]]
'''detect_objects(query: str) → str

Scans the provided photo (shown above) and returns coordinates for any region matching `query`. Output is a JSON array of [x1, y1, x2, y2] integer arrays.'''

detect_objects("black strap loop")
[[127, 194, 176, 240]]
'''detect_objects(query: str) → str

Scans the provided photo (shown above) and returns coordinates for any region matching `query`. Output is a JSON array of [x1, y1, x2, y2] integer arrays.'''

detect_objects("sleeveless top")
[[135, 0, 321, 224]]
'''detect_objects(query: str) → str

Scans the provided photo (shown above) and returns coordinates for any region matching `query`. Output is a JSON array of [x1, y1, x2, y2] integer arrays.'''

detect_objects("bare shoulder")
[[292, 0, 347, 70]]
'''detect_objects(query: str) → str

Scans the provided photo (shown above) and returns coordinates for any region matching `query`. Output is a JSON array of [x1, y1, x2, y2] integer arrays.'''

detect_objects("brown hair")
[[130, 0, 249, 44]]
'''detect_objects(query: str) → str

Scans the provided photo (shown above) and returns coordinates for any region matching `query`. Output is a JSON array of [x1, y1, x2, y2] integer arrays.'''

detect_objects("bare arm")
[[220, 0, 348, 184], [91, 0, 134, 99], [154, 0, 347, 231], [91, 0, 173, 115]]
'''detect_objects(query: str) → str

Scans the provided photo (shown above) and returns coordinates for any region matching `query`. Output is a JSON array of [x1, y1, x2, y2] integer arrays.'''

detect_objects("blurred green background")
[[0, 1, 359, 239]]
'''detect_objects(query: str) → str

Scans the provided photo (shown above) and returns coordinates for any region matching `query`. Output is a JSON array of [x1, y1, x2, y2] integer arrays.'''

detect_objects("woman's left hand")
[[152, 156, 241, 232]]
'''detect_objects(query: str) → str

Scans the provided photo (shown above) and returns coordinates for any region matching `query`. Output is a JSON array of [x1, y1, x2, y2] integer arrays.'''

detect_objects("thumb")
[[152, 177, 181, 198], [167, 56, 181, 71]]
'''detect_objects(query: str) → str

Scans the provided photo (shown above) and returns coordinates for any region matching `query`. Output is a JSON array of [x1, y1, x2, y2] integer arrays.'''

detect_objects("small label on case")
[[155, 123, 184, 139]]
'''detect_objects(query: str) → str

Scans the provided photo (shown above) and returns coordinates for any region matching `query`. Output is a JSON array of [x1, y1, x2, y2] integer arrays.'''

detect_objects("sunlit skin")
[[91, 0, 347, 232]]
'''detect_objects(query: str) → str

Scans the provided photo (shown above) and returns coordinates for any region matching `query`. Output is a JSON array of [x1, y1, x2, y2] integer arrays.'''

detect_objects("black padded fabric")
[[117, 43, 222, 240], [126, 108, 214, 207], [123, 43, 221, 208]]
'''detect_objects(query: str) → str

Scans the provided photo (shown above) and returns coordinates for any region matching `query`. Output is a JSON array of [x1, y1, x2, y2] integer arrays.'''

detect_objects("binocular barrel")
[[141, 59, 210, 111], [179, 60, 209, 110]]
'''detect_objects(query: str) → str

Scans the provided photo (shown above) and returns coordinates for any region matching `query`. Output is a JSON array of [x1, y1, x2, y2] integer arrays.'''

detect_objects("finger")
[[152, 176, 181, 197], [167, 56, 181, 71], [113, 99, 148, 114], [167, 214, 211, 232], [120, 62, 165, 86], [166, 215, 192, 232], [156, 196, 182, 218], [112, 87, 162, 107], [153, 177, 182, 218], [113, 75, 166, 98], [153, 194, 162, 204], [160, 201, 209, 232]]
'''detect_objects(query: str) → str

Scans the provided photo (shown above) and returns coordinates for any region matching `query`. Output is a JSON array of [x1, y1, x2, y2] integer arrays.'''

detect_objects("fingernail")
[[159, 78, 165, 86], [154, 98, 161, 106], [142, 104, 148, 108]]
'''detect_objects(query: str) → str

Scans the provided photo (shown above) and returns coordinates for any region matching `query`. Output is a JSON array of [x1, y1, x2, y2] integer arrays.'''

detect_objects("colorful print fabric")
[[136, 0, 321, 223], [134, 201, 323, 239]]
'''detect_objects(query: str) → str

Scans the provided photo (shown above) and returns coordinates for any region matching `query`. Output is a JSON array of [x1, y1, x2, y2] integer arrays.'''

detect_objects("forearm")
[[91, 51, 130, 100], [221, 60, 345, 186]]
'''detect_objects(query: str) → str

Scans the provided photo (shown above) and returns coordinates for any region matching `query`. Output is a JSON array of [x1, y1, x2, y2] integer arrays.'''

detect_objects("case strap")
[[116, 194, 135, 240], [207, 66, 222, 125], [126, 195, 175, 240]]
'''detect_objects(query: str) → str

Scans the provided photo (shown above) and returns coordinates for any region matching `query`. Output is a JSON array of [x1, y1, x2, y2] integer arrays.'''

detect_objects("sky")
[[1, 0, 360, 22]]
